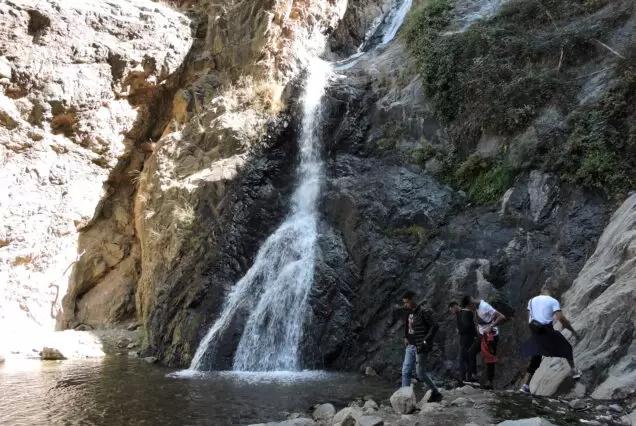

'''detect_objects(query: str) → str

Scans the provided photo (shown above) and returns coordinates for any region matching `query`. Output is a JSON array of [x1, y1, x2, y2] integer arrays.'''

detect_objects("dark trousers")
[[527, 355, 542, 375], [459, 334, 478, 381], [485, 335, 499, 383]]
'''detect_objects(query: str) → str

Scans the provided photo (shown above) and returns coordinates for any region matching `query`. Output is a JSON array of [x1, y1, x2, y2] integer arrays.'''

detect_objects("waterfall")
[[188, 0, 414, 374], [189, 58, 331, 372]]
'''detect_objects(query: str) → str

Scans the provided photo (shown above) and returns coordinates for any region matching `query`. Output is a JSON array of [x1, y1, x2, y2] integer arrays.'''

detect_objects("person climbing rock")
[[448, 301, 479, 385], [461, 295, 506, 389], [519, 282, 582, 394], [402, 290, 443, 402]]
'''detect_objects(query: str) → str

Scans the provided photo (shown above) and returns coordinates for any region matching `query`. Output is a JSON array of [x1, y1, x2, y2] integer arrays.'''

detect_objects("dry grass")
[[129, 169, 142, 188], [228, 76, 285, 114], [50, 113, 78, 136], [12, 255, 34, 266]]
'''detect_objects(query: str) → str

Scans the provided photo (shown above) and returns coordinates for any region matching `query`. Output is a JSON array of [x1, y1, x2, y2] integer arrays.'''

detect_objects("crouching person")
[[519, 283, 581, 393]]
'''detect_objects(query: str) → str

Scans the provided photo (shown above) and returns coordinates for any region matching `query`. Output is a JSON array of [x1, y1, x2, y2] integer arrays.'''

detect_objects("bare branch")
[[593, 39, 626, 59]]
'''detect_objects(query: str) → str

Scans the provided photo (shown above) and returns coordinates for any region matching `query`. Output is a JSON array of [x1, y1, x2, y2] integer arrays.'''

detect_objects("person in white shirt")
[[461, 295, 506, 389], [519, 283, 581, 394]]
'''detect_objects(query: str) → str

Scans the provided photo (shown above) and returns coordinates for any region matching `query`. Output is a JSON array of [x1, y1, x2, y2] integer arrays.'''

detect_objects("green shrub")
[[377, 123, 405, 150], [557, 69, 636, 193], [411, 139, 437, 166], [403, 0, 635, 199], [455, 154, 491, 185], [467, 161, 516, 204]]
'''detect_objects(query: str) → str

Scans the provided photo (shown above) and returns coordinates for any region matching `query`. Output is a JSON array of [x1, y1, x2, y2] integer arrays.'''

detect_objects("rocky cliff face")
[[0, 0, 192, 351], [302, 41, 609, 388]]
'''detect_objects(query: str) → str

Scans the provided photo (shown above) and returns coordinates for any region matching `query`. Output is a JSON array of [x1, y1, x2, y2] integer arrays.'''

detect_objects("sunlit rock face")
[[0, 0, 192, 352]]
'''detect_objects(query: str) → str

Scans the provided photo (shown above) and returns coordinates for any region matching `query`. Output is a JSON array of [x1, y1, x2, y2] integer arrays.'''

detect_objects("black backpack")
[[491, 300, 515, 322]]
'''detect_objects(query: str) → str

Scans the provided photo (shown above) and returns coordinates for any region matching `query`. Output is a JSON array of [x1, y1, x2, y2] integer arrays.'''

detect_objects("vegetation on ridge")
[[402, 0, 636, 203]]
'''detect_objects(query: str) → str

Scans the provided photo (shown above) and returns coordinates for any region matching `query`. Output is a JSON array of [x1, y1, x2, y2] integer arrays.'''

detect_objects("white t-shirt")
[[528, 295, 561, 325], [476, 300, 499, 335]]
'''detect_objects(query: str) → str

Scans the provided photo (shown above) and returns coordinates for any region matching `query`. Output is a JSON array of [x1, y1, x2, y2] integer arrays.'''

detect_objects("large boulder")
[[531, 195, 636, 398], [390, 387, 416, 414], [312, 403, 336, 421], [622, 410, 636, 426]]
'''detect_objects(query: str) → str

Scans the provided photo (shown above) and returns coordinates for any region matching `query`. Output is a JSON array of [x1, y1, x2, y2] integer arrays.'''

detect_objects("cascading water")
[[189, 58, 331, 372], [188, 0, 414, 374]]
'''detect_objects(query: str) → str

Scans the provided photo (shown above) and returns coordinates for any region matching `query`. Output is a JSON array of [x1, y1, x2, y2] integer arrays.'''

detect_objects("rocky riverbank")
[[249, 383, 636, 426], [0, 327, 143, 361]]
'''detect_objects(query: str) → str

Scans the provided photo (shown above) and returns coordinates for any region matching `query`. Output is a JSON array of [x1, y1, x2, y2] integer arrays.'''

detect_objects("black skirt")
[[520, 323, 573, 359]]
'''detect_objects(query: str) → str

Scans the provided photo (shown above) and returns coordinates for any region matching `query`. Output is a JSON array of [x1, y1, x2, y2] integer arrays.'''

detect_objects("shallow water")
[[0, 357, 395, 425]]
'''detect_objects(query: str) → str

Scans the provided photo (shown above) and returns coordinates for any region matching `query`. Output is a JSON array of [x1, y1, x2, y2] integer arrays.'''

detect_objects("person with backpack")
[[519, 283, 582, 393], [461, 294, 507, 389], [448, 301, 479, 385], [401, 290, 443, 402]]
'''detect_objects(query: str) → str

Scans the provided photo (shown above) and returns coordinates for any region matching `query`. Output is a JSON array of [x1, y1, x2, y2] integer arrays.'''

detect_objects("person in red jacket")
[[462, 295, 506, 389]]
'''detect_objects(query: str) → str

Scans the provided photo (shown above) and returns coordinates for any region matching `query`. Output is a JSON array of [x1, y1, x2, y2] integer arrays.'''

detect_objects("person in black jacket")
[[448, 301, 479, 385], [401, 290, 443, 402]]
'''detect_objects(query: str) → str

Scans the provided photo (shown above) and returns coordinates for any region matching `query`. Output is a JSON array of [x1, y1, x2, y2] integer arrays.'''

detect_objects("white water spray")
[[189, 58, 331, 372]]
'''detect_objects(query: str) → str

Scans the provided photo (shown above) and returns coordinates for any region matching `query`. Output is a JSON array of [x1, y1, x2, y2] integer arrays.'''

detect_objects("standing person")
[[402, 290, 443, 402], [448, 301, 479, 385], [461, 294, 506, 389], [519, 284, 582, 393]]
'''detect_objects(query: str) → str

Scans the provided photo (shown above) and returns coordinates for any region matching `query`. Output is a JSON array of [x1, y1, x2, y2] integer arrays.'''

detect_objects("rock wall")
[[532, 194, 636, 399], [0, 0, 192, 350]]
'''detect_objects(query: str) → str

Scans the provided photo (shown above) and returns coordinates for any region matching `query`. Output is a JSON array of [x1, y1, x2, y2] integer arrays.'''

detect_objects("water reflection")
[[1, 357, 394, 425]]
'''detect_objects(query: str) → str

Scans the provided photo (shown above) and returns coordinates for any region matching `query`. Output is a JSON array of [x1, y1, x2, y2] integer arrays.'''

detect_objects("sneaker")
[[429, 391, 444, 403], [519, 384, 530, 394], [571, 369, 582, 380]]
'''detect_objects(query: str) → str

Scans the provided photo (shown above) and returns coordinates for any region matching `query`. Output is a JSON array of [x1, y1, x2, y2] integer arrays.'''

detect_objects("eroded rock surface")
[[0, 0, 192, 352]]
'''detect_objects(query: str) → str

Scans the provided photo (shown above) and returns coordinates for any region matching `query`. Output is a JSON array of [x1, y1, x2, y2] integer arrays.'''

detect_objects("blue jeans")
[[401, 345, 438, 391]]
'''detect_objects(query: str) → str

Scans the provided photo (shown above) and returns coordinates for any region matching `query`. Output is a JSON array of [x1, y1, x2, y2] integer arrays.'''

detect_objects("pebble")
[[142, 356, 157, 364], [569, 399, 587, 410], [363, 399, 379, 410], [365, 367, 378, 377], [451, 397, 475, 407], [609, 404, 623, 413]]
